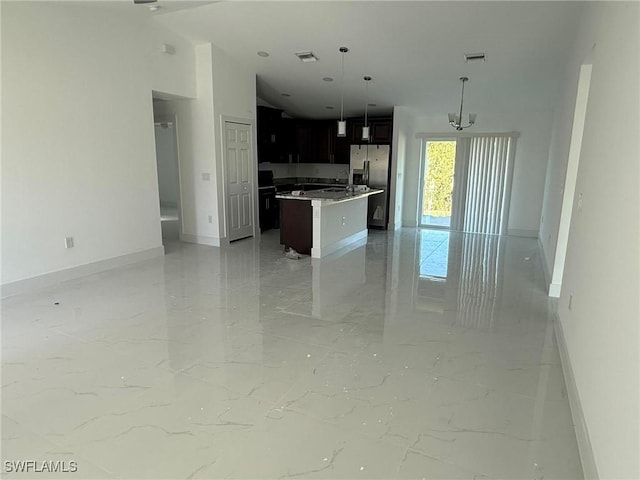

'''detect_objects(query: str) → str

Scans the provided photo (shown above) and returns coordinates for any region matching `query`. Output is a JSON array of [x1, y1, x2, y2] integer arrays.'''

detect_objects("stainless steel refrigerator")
[[350, 144, 391, 229]]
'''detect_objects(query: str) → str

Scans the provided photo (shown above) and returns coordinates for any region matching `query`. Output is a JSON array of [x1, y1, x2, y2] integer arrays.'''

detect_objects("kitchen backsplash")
[[258, 163, 349, 181]]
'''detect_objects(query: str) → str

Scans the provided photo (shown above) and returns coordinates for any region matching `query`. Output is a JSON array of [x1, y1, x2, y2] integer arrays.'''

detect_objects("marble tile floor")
[[1, 228, 583, 479]]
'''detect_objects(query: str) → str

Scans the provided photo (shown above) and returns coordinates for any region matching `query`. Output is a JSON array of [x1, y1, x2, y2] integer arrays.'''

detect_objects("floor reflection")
[[411, 229, 508, 329], [0, 227, 581, 479]]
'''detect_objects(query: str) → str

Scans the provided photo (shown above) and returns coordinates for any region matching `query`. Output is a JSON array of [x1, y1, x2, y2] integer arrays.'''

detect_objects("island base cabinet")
[[279, 199, 312, 254]]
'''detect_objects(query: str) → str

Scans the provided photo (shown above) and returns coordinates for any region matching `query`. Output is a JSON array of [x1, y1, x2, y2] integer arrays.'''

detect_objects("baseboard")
[[311, 229, 368, 259], [553, 313, 600, 479], [180, 233, 221, 247], [0, 246, 165, 299], [508, 228, 538, 238]]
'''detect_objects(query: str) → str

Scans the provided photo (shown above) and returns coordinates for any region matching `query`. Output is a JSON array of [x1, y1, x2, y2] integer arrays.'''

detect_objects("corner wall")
[[1, 3, 196, 288], [210, 44, 258, 242], [151, 44, 258, 246], [390, 107, 415, 230], [549, 3, 639, 478]]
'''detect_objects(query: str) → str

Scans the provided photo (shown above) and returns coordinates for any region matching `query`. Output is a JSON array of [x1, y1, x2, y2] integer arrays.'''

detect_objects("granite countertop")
[[276, 187, 383, 204]]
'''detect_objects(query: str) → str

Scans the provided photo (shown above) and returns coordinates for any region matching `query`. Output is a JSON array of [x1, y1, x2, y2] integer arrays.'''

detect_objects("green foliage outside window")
[[423, 141, 456, 217]]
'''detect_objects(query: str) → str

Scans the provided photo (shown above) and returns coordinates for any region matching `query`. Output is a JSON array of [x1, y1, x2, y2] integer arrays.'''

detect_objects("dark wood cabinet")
[[350, 117, 393, 144], [257, 106, 283, 163], [370, 118, 393, 143], [279, 199, 312, 254], [295, 120, 334, 163], [256, 107, 393, 164], [314, 120, 334, 163], [334, 131, 351, 164], [279, 118, 297, 163], [259, 188, 277, 231], [295, 121, 314, 163]]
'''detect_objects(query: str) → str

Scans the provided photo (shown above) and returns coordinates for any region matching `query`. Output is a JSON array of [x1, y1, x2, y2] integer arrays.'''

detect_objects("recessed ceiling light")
[[322, 77, 334, 82], [281, 93, 291, 97], [295, 51, 319, 63], [148, 4, 160, 11], [257, 51, 269, 58], [324, 105, 335, 110]]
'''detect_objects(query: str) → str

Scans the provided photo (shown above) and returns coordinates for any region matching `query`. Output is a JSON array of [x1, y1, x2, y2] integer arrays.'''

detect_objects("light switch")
[[202, 173, 211, 181]]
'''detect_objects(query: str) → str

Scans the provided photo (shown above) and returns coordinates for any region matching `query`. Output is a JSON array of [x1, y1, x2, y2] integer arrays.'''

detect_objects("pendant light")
[[337, 47, 349, 137], [448, 76, 477, 131], [362, 76, 372, 141]]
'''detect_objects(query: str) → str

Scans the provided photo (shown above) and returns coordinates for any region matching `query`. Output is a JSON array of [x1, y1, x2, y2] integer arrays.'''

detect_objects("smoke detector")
[[295, 51, 319, 63]]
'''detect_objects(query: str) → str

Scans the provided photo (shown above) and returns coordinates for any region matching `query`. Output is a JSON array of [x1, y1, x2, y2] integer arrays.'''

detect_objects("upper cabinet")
[[256, 106, 392, 164], [350, 117, 393, 144], [257, 106, 283, 163]]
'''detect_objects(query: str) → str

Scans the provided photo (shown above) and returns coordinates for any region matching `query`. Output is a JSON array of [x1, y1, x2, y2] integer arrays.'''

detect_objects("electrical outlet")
[[208, 215, 213, 224], [577, 193, 583, 211], [202, 172, 211, 181], [342, 216, 346, 226], [65, 236, 74, 249]]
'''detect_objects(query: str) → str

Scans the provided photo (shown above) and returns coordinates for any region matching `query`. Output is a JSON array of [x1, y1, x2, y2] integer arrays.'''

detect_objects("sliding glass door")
[[419, 134, 518, 235], [420, 140, 457, 228]]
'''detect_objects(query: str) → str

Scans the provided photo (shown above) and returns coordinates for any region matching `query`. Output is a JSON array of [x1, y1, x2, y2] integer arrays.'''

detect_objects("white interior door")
[[224, 121, 254, 242]]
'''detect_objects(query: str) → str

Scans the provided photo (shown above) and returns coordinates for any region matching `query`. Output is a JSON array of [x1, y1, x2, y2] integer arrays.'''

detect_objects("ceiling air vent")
[[464, 52, 486, 62], [295, 51, 319, 63], [134, 0, 157, 4]]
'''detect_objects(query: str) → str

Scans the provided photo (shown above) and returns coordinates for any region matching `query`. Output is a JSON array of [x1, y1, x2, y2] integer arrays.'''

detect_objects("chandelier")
[[448, 76, 477, 131]]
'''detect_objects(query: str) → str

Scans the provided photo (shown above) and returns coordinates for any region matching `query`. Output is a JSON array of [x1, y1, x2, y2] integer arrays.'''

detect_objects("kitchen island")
[[276, 188, 383, 258]]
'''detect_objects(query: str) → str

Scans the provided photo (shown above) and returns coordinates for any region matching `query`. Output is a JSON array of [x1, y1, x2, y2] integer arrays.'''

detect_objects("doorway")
[[417, 134, 517, 235], [153, 117, 181, 243], [223, 120, 255, 242], [419, 140, 457, 228]]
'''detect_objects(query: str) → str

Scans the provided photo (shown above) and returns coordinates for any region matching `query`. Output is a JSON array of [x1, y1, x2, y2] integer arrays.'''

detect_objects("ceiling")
[[149, 1, 584, 119]]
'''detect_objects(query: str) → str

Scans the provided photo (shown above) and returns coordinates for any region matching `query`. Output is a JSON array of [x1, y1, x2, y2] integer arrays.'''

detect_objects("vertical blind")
[[456, 233, 504, 329], [459, 135, 517, 235]]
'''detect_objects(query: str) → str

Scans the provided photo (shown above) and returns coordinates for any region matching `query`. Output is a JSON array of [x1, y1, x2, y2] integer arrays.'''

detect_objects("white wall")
[[390, 107, 415, 230], [164, 45, 220, 246], [401, 111, 553, 236], [210, 45, 257, 241], [1, 3, 196, 286], [548, 3, 639, 478], [151, 44, 257, 246]]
